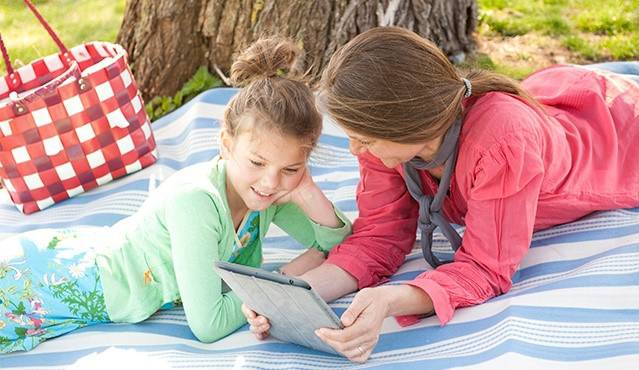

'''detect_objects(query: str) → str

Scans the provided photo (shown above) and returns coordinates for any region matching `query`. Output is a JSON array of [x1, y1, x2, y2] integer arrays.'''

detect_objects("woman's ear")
[[220, 129, 233, 159]]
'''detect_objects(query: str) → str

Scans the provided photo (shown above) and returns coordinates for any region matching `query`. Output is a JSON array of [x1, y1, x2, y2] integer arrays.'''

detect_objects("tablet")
[[213, 261, 344, 355]]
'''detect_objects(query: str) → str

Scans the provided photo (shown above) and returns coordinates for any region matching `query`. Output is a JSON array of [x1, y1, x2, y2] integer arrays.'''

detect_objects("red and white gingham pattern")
[[0, 42, 157, 214]]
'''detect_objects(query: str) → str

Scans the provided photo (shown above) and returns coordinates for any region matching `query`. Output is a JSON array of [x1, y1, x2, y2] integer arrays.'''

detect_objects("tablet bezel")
[[215, 261, 312, 290]]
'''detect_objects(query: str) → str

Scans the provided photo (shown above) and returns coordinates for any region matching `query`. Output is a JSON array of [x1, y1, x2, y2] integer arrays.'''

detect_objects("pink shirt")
[[326, 65, 639, 325]]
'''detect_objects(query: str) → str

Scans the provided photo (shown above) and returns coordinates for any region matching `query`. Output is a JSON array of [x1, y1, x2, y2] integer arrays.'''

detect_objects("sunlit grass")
[[0, 0, 125, 74], [478, 0, 639, 62], [1, 0, 636, 82]]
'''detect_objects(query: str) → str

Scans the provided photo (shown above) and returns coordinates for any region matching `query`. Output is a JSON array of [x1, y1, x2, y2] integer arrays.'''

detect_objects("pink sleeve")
[[405, 132, 545, 325], [326, 152, 419, 288]]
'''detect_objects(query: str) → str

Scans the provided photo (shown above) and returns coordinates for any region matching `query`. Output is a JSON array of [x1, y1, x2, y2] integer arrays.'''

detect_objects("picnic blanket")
[[2, 88, 638, 369]]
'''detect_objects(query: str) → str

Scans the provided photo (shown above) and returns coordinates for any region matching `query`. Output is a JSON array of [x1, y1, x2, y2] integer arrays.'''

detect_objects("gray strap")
[[407, 116, 462, 170], [403, 118, 463, 267]]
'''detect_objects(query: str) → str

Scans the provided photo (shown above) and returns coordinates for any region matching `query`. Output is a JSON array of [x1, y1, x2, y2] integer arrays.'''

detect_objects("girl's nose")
[[261, 170, 280, 190]]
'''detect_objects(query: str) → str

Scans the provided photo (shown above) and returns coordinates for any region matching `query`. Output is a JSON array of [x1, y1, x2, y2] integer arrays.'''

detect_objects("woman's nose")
[[349, 140, 366, 155]]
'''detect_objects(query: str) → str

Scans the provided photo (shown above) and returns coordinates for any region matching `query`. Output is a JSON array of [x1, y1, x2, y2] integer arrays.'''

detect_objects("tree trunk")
[[117, 0, 477, 101]]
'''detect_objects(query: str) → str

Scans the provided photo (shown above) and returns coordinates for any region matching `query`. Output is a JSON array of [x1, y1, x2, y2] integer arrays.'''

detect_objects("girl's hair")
[[224, 37, 322, 151], [320, 27, 539, 143]]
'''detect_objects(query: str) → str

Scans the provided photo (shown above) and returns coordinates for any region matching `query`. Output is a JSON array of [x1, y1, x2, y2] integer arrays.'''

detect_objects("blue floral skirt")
[[0, 228, 111, 353]]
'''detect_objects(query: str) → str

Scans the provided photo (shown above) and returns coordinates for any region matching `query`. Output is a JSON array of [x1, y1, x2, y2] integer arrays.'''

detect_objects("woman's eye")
[[283, 168, 299, 174], [249, 160, 264, 167]]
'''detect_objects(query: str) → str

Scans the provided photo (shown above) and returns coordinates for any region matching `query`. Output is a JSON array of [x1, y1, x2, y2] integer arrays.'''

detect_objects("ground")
[[470, 0, 639, 79]]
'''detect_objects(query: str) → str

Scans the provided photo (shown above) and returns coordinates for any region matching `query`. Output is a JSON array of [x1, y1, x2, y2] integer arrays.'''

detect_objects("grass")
[[1, 0, 636, 82], [0, 0, 126, 74], [473, 0, 639, 79]]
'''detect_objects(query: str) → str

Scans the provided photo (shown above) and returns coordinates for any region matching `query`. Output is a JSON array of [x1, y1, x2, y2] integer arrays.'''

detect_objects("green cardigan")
[[95, 157, 351, 342]]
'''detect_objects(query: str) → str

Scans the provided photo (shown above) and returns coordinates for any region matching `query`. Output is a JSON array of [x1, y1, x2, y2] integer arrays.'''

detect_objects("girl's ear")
[[220, 129, 233, 159]]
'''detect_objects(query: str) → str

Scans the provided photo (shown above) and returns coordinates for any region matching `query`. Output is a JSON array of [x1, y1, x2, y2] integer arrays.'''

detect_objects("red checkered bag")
[[0, 0, 157, 214]]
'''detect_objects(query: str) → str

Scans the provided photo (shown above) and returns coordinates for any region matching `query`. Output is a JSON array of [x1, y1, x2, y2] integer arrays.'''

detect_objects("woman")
[[243, 27, 639, 362]]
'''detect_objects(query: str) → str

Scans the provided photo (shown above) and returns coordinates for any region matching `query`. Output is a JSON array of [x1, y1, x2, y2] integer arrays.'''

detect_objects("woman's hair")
[[224, 37, 322, 151], [320, 27, 538, 143]]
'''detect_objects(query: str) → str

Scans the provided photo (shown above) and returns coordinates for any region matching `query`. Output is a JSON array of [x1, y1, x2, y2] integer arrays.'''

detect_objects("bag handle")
[[1, 0, 71, 76], [0, 33, 13, 76]]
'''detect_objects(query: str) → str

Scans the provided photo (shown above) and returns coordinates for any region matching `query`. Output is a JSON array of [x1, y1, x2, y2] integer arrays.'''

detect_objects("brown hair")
[[224, 37, 322, 150], [320, 27, 539, 143]]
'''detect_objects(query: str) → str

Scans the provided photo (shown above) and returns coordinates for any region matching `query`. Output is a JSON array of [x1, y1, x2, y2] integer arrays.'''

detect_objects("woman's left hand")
[[315, 287, 390, 363]]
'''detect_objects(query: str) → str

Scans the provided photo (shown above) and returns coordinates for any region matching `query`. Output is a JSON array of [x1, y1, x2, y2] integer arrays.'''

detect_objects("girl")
[[244, 27, 639, 362], [0, 37, 351, 353]]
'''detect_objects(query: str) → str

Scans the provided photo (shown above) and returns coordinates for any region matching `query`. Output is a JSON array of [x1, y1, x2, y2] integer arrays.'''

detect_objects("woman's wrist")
[[301, 262, 359, 302], [378, 284, 435, 317]]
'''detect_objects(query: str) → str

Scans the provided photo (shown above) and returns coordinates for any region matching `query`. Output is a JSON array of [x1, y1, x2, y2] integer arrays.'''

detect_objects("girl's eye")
[[249, 160, 264, 167], [283, 168, 299, 175]]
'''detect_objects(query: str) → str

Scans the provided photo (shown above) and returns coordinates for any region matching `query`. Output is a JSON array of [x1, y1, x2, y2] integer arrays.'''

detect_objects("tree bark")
[[118, 0, 477, 100]]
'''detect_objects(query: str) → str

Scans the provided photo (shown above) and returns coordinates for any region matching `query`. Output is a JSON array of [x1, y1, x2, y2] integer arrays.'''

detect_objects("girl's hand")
[[274, 166, 317, 205], [241, 303, 271, 340], [315, 287, 390, 363], [276, 166, 344, 229]]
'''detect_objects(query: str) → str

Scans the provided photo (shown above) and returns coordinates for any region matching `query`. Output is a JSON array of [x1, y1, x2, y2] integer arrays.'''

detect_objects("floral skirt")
[[0, 228, 111, 353]]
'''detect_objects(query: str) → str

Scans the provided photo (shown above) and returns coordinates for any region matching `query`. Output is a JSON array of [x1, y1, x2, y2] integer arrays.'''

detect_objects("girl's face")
[[342, 128, 442, 169], [222, 123, 308, 212]]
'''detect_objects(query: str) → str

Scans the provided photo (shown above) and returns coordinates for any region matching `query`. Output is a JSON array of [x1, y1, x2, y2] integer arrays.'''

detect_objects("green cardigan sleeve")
[[164, 189, 246, 342], [272, 202, 352, 253]]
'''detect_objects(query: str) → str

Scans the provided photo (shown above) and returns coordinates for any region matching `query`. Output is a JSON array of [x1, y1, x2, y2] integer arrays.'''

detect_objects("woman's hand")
[[315, 284, 434, 363], [315, 287, 391, 363], [242, 303, 271, 340]]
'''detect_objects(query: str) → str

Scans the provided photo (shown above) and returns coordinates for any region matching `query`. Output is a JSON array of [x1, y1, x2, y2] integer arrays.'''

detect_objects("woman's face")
[[342, 128, 442, 169]]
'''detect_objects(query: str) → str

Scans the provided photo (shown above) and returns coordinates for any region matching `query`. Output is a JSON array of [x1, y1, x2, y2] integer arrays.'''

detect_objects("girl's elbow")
[[191, 326, 228, 343]]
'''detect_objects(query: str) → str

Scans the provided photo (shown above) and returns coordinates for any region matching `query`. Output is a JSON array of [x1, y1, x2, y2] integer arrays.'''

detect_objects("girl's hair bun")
[[230, 37, 304, 87]]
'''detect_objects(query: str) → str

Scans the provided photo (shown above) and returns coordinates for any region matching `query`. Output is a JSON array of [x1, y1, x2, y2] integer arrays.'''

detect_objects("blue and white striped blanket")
[[2, 88, 638, 369]]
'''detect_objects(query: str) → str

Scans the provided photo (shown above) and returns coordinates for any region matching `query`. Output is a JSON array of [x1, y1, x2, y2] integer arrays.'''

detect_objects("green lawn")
[[0, 0, 125, 74], [474, 0, 639, 78], [1, 0, 636, 81]]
